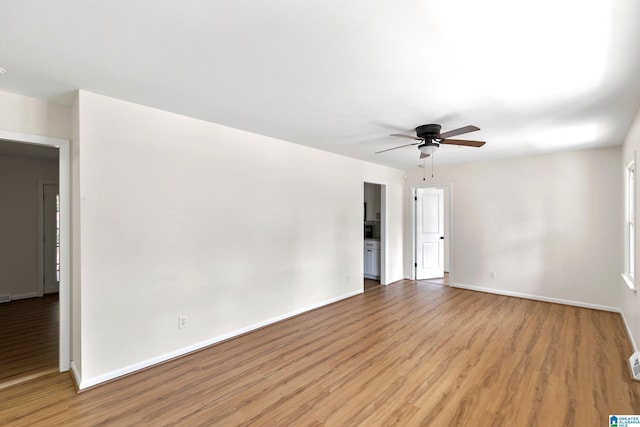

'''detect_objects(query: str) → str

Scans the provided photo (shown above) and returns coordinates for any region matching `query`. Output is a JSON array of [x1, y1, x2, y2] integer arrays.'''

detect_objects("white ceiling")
[[1, 0, 640, 169]]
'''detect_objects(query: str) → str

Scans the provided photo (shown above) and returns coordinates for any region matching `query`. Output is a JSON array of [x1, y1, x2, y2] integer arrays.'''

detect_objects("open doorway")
[[0, 131, 70, 387], [363, 182, 386, 292], [411, 183, 452, 284], [0, 143, 59, 387]]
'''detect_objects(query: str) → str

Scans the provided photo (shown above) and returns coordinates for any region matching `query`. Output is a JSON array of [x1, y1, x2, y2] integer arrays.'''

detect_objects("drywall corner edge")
[[620, 309, 639, 353], [70, 361, 82, 391]]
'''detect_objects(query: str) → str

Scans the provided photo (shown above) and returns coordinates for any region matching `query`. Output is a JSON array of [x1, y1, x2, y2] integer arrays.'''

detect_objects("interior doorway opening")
[[0, 131, 70, 381], [411, 183, 453, 284], [363, 182, 386, 291], [0, 146, 60, 388], [415, 187, 444, 280]]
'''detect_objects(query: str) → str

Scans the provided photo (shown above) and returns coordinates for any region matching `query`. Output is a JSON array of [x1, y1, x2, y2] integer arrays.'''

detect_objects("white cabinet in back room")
[[364, 239, 380, 279]]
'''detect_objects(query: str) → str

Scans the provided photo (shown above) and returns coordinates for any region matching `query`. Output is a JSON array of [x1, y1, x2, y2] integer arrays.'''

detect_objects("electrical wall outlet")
[[629, 352, 640, 380], [489, 271, 496, 279], [178, 315, 188, 329]]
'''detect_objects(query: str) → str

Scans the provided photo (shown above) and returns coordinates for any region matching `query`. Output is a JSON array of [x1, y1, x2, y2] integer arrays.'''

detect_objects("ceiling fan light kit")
[[418, 141, 439, 156]]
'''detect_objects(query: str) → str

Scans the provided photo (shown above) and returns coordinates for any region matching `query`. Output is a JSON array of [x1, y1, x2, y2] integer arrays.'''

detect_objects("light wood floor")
[[2, 281, 639, 426], [0, 294, 58, 389], [419, 272, 449, 287]]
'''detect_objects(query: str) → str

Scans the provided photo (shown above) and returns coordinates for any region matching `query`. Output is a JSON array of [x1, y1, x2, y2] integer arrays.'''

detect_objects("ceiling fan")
[[375, 124, 486, 158]]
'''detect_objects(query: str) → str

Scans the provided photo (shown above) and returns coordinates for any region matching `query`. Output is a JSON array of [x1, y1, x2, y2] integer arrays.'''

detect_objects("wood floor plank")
[[0, 294, 58, 389], [1, 281, 640, 426]]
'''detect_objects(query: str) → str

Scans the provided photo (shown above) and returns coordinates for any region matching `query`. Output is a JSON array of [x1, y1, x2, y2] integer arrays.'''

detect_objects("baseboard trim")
[[448, 281, 639, 372], [77, 289, 363, 390], [11, 292, 40, 301], [451, 282, 620, 313]]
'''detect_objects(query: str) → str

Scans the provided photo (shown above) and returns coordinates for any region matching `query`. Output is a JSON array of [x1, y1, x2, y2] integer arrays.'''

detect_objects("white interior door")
[[43, 183, 59, 294], [416, 187, 444, 280]]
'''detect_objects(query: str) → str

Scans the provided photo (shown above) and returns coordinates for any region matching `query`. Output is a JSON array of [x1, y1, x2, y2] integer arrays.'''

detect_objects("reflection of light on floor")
[[418, 273, 450, 286]]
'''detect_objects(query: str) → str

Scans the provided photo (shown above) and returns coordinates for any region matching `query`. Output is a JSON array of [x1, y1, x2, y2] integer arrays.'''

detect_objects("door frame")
[[410, 182, 453, 284], [38, 180, 59, 296], [0, 130, 70, 373], [362, 181, 387, 285]]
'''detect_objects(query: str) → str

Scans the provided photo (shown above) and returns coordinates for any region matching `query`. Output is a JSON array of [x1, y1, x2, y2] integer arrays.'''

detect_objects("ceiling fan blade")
[[438, 125, 480, 139], [420, 152, 430, 159], [375, 142, 420, 154], [390, 133, 423, 141], [440, 139, 486, 147]]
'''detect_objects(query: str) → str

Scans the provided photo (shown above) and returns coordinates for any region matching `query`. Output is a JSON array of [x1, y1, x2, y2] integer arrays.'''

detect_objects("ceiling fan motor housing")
[[416, 124, 442, 140]]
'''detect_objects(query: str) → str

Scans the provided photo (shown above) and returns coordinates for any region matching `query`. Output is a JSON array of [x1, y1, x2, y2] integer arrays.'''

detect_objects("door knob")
[[440, 236, 444, 240]]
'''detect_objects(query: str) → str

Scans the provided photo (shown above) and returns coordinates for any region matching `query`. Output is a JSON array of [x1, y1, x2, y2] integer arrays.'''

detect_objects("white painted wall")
[[405, 147, 622, 309], [74, 91, 404, 386], [622, 107, 640, 351], [0, 90, 71, 139]]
